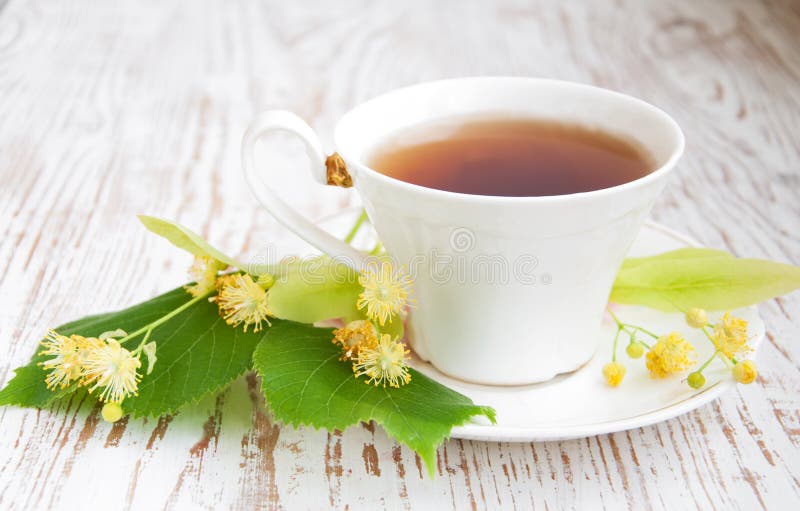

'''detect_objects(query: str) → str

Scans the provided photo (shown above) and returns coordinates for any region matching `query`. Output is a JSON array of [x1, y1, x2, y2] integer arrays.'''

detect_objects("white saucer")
[[267, 208, 764, 443]]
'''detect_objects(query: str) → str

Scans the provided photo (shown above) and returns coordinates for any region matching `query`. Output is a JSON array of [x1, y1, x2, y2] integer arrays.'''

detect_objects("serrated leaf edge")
[[252, 336, 496, 477]]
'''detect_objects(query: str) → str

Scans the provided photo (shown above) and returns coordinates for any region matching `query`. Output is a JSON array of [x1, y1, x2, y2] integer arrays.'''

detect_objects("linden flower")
[[353, 334, 411, 388], [38, 330, 84, 389], [712, 312, 750, 359], [645, 332, 696, 378], [82, 339, 142, 403], [332, 320, 378, 360], [685, 308, 708, 329], [357, 261, 412, 326], [217, 273, 272, 332], [214, 273, 237, 292], [602, 362, 626, 387], [185, 256, 227, 297], [733, 360, 758, 384]]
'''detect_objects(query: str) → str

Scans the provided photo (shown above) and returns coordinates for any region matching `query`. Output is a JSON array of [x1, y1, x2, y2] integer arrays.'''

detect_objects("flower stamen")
[[353, 334, 411, 388], [711, 313, 750, 359], [38, 330, 84, 389], [332, 320, 378, 360], [81, 339, 142, 403], [645, 332, 696, 378], [357, 260, 412, 326], [185, 256, 227, 298], [216, 273, 273, 332]]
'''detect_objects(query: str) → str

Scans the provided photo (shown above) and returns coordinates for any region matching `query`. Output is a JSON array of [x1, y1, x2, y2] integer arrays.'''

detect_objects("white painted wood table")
[[1, 0, 798, 509]]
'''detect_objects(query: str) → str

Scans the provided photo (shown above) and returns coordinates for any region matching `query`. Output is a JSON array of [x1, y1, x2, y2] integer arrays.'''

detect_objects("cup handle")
[[242, 110, 367, 268]]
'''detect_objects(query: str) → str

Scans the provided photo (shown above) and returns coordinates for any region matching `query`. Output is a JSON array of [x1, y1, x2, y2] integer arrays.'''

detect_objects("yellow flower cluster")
[[603, 308, 757, 389], [357, 260, 413, 326], [711, 313, 751, 359], [216, 273, 272, 332], [332, 320, 377, 361], [39, 330, 142, 421], [335, 259, 415, 387], [602, 362, 626, 387], [185, 256, 227, 298], [185, 256, 274, 332], [333, 321, 412, 388], [354, 334, 412, 388], [645, 332, 696, 378]]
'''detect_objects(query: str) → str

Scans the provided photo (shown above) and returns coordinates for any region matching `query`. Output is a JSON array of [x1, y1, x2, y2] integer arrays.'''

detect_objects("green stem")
[[132, 328, 154, 354], [696, 349, 719, 373], [629, 325, 660, 340], [607, 307, 624, 328], [607, 307, 656, 346], [118, 292, 210, 345], [344, 210, 368, 244], [611, 326, 622, 362], [700, 326, 736, 365], [369, 241, 383, 256]]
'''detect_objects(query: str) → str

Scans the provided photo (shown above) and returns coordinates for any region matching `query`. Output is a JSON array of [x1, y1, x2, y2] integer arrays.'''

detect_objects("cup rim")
[[334, 77, 685, 203]]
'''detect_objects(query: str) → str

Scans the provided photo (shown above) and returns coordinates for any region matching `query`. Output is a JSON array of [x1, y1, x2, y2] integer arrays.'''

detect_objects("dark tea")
[[366, 117, 655, 196]]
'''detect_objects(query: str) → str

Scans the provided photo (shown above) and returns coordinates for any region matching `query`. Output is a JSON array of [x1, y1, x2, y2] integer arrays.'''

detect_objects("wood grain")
[[1, 0, 799, 509]]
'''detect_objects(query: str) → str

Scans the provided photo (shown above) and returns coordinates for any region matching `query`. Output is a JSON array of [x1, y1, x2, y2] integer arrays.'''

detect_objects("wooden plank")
[[0, 0, 798, 509]]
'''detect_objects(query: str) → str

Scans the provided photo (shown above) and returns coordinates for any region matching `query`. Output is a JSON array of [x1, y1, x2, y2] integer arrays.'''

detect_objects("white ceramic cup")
[[242, 77, 684, 385]]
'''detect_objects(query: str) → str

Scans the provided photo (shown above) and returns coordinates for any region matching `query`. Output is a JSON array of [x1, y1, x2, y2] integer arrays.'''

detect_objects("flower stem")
[[606, 307, 656, 347], [118, 292, 210, 345], [700, 326, 736, 365], [696, 349, 719, 373], [132, 327, 154, 355], [611, 326, 622, 362], [344, 210, 368, 244], [606, 307, 624, 328], [629, 325, 660, 340]]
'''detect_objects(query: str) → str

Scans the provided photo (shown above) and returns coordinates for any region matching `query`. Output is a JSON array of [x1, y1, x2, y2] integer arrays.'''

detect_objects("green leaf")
[[611, 249, 800, 311], [138, 215, 243, 269], [0, 361, 58, 408], [0, 287, 271, 417], [253, 322, 496, 477], [269, 257, 363, 323]]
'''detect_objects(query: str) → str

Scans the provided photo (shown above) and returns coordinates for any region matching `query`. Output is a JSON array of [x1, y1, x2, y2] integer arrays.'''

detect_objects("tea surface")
[[367, 118, 654, 196]]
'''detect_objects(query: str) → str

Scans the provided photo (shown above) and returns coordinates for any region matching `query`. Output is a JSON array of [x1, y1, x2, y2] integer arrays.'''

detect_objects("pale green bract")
[[610, 248, 800, 311], [267, 257, 406, 338], [138, 215, 246, 270], [268, 256, 363, 323]]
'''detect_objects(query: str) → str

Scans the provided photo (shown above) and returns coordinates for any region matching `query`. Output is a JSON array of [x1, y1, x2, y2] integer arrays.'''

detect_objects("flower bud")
[[685, 308, 708, 329], [733, 360, 757, 384], [101, 402, 124, 423], [626, 342, 644, 359], [602, 362, 626, 387], [256, 273, 275, 289], [687, 371, 706, 389]]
